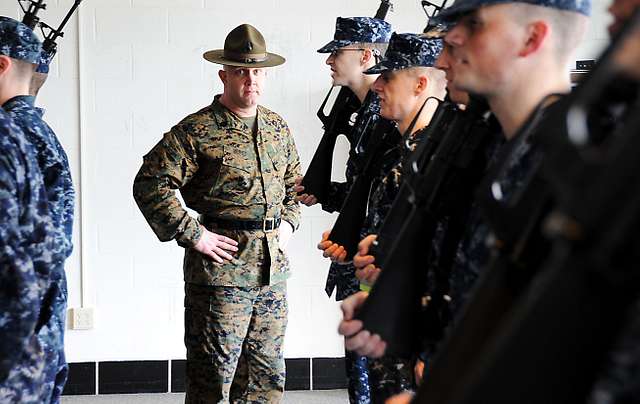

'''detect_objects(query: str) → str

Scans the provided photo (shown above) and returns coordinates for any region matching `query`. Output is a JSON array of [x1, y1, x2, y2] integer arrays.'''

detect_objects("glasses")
[[329, 48, 366, 58]]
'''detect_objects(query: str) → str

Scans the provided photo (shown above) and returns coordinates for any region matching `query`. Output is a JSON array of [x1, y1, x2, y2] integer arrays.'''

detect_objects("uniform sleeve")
[[281, 126, 302, 230], [133, 126, 203, 247], [0, 151, 41, 381]]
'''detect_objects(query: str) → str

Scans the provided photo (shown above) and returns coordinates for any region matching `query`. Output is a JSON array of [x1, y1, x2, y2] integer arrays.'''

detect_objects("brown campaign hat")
[[203, 24, 285, 68]]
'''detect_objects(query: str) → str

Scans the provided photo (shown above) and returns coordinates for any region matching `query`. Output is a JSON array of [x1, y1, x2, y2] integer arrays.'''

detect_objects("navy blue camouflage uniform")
[[0, 17, 73, 403], [0, 105, 54, 403], [357, 33, 443, 402], [317, 17, 392, 404]]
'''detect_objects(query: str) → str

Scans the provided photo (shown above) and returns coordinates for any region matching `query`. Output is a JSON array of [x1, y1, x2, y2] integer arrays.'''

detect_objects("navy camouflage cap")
[[318, 17, 392, 53], [36, 48, 55, 74], [434, 0, 591, 24], [364, 33, 443, 74], [0, 16, 42, 64]]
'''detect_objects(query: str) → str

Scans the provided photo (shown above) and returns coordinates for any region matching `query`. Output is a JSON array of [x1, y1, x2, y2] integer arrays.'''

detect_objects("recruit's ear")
[[519, 20, 549, 57]]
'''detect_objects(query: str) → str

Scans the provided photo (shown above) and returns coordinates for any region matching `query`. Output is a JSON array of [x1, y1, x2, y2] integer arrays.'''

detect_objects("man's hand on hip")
[[193, 226, 239, 263]]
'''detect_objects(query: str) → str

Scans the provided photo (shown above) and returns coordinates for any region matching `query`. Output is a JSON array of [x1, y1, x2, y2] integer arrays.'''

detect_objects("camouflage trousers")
[[368, 355, 415, 404], [0, 335, 46, 403], [184, 282, 288, 404], [38, 275, 68, 403]]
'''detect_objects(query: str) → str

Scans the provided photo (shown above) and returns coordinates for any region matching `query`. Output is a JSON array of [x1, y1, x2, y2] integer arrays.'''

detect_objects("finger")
[[358, 333, 383, 357], [321, 230, 331, 240], [371, 340, 387, 359], [354, 255, 375, 269], [212, 246, 234, 261], [330, 246, 345, 261], [323, 244, 339, 258], [338, 319, 363, 337], [294, 177, 303, 186], [345, 330, 371, 351], [217, 241, 239, 252], [205, 250, 224, 264], [309, 197, 318, 205], [317, 240, 333, 251], [217, 235, 239, 246], [358, 234, 377, 255], [336, 250, 348, 263], [340, 293, 365, 320]]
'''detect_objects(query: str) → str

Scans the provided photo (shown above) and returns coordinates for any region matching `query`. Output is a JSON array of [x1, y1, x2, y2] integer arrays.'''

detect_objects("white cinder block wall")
[[0, 0, 611, 363]]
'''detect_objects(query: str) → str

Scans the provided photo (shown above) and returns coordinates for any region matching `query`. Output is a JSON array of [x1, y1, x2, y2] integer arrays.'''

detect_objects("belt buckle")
[[263, 217, 275, 233]]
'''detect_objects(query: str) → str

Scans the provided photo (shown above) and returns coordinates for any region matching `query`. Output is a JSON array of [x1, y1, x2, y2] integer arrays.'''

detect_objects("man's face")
[[435, 43, 470, 105], [444, 5, 522, 97], [220, 67, 266, 109], [372, 69, 419, 121], [325, 46, 366, 86], [608, 0, 640, 35]]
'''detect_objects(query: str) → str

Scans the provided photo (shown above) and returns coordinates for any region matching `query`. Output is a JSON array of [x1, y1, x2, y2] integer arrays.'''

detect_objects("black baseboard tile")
[[62, 362, 96, 396], [285, 358, 311, 390], [98, 361, 168, 395], [313, 357, 347, 390], [171, 359, 186, 393]]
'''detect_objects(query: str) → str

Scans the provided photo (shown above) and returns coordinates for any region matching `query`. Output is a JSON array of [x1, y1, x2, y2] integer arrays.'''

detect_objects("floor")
[[61, 390, 348, 403]]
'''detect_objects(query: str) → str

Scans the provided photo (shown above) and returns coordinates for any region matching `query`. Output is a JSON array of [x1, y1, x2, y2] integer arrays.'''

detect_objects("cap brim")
[[317, 39, 352, 53], [431, 2, 481, 24], [363, 60, 396, 75], [203, 49, 285, 67]]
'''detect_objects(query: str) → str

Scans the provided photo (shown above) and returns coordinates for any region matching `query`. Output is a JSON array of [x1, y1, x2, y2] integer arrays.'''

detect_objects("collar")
[[211, 95, 267, 133], [3, 95, 36, 110]]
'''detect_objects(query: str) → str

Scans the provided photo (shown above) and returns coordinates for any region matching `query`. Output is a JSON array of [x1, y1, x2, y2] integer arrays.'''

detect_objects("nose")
[[326, 53, 334, 65], [372, 76, 384, 94]]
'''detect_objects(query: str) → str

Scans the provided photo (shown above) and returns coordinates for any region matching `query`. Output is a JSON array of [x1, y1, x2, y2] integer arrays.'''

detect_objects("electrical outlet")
[[69, 307, 94, 330], [576, 59, 595, 70]]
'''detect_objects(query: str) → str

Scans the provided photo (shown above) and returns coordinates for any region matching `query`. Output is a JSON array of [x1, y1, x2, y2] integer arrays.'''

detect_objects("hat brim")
[[364, 60, 398, 75], [317, 39, 353, 54], [203, 49, 285, 68], [432, 1, 483, 24]]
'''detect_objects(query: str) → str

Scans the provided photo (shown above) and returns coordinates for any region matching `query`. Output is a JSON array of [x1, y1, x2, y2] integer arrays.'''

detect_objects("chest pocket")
[[212, 142, 263, 202], [263, 135, 288, 176]]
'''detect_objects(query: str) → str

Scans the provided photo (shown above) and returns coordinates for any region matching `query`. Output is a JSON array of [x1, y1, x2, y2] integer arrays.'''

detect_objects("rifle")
[[354, 98, 497, 357], [413, 10, 640, 404], [19, 0, 47, 30], [38, 0, 83, 62], [300, 0, 393, 204], [421, 0, 449, 34]]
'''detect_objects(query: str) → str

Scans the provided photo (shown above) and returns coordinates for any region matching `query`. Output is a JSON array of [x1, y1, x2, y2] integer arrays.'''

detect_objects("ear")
[[416, 75, 429, 95], [218, 69, 227, 84], [0, 56, 10, 75], [361, 49, 374, 65], [519, 21, 549, 57]]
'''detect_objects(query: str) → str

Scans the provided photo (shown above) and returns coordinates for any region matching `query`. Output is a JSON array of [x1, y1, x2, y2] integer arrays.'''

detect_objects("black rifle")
[[421, 0, 449, 34], [413, 10, 640, 404], [355, 98, 497, 357], [19, 0, 47, 30], [326, 96, 443, 258], [300, 0, 393, 204], [38, 0, 83, 61]]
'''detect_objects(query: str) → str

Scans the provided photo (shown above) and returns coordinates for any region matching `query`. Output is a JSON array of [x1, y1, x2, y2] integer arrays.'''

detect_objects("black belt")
[[200, 215, 281, 232]]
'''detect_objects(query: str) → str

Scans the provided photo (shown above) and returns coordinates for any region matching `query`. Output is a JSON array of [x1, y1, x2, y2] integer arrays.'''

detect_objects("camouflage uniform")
[[1, 17, 75, 404], [317, 17, 392, 404], [133, 96, 301, 403], [0, 106, 54, 403]]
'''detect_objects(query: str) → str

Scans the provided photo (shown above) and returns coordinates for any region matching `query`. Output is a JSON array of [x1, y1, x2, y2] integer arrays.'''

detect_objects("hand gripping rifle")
[[19, 0, 47, 30], [354, 98, 497, 357], [413, 11, 640, 404], [300, 0, 393, 205]]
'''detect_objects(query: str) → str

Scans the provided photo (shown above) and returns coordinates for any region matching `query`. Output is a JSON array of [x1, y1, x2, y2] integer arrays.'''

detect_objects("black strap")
[[200, 216, 281, 232]]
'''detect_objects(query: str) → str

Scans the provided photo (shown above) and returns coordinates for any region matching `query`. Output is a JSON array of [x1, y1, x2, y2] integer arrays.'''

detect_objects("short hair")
[[506, 4, 589, 63], [407, 66, 447, 99], [351, 42, 390, 57], [11, 57, 36, 80]]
